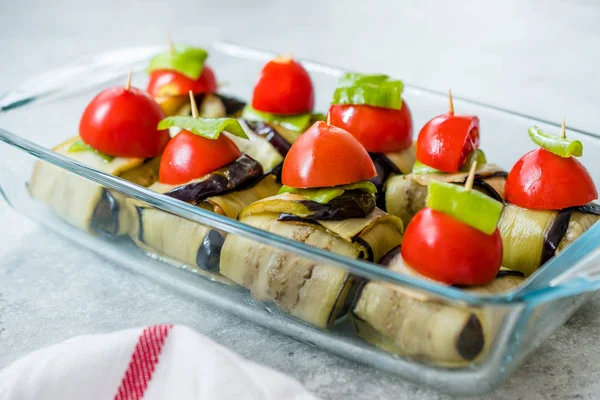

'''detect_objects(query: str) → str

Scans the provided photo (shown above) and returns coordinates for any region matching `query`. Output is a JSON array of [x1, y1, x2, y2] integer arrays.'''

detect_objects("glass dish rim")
[[1, 41, 599, 307]]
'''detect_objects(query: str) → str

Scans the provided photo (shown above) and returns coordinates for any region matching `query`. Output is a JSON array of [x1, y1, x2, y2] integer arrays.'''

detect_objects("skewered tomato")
[[505, 147, 597, 210], [251, 56, 314, 115], [401, 207, 502, 286], [79, 85, 170, 158], [328, 102, 413, 153], [281, 121, 377, 188], [146, 67, 217, 98], [416, 113, 480, 173], [159, 130, 241, 185]]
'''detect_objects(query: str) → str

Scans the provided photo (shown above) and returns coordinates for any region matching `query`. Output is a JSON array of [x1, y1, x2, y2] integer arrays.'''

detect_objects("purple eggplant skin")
[[212, 93, 247, 116], [90, 189, 120, 237], [196, 229, 225, 271], [165, 155, 264, 204], [370, 153, 401, 191], [277, 192, 376, 223], [541, 209, 573, 265], [244, 120, 292, 156]]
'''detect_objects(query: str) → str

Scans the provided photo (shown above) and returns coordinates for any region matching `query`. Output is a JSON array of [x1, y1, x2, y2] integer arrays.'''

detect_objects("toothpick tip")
[[168, 34, 175, 53], [189, 90, 199, 118], [448, 89, 454, 114], [124, 71, 132, 91], [561, 116, 566, 138]]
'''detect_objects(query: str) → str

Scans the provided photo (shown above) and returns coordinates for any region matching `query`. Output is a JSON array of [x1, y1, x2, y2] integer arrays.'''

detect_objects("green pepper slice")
[[241, 105, 312, 132], [279, 181, 377, 204], [331, 73, 404, 110], [157, 116, 248, 139], [427, 180, 503, 235], [69, 139, 114, 162], [147, 45, 208, 80], [528, 126, 583, 157]]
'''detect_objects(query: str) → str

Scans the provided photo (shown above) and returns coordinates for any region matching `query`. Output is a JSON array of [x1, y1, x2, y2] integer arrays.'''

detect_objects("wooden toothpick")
[[561, 116, 566, 139], [168, 34, 175, 53], [124, 71, 132, 91], [326, 112, 331, 125], [189, 90, 199, 118], [448, 89, 454, 114], [464, 160, 478, 191]]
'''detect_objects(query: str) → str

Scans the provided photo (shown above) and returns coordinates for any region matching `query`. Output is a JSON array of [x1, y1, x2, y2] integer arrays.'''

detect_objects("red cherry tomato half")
[[281, 121, 377, 188], [251, 57, 314, 115], [401, 208, 502, 286], [328, 102, 413, 153], [146, 66, 218, 98], [79, 86, 170, 158], [505, 148, 597, 210], [159, 130, 241, 185], [416, 113, 480, 173]]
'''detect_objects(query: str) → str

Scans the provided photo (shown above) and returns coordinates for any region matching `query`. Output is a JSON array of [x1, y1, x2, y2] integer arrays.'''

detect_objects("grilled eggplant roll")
[[384, 163, 507, 226], [220, 121, 403, 328], [29, 137, 160, 236], [499, 203, 600, 275], [130, 155, 280, 275], [351, 252, 524, 366], [500, 124, 598, 275], [219, 193, 404, 328]]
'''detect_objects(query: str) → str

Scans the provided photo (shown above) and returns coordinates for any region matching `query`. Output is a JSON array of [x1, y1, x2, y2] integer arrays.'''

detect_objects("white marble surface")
[[1, 0, 600, 398]]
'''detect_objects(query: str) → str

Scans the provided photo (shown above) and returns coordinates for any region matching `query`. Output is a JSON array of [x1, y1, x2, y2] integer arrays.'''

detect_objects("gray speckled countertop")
[[1, 1, 600, 398]]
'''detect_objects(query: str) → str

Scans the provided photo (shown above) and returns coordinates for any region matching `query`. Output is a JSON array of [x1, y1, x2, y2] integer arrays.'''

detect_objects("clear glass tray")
[[1, 42, 599, 396]]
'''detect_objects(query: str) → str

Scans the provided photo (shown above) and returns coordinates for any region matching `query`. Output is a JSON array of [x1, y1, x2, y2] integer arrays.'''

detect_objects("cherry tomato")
[[146, 66, 218, 98], [505, 148, 597, 210], [79, 86, 170, 158], [251, 56, 314, 115], [328, 102, 413, 153], [281, 121, 376, 188], [416, 113, 480, 173], [159, 130, 241, 185], [401, 208, 502, 286]]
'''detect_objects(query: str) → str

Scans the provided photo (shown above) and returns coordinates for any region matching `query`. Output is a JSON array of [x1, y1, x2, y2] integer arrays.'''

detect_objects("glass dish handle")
[[0, 45, 163, 112]]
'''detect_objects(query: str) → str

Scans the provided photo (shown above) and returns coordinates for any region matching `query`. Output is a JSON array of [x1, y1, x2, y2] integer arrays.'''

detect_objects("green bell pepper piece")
[[279, 181, 377, 204], [157, 117, 248, 139], [241, 105, 312, 132], [528, 126, 583, 157], [331, 72, 404, 110], [427, 180, 503, 235]]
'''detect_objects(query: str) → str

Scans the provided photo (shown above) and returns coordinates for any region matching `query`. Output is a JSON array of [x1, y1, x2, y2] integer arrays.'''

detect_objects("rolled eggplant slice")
[[224, 120, 294, 174], [128, 158, 280, 277], [384, 164, 507, 225], [499, 203, 600, 275], [220, 195, 404, 329], [28, 136, 159, 237], [351, 258, 524, 366]]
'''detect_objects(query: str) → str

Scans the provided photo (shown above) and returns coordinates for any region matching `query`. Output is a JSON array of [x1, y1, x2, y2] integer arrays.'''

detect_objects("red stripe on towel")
[[114, 324, 173, 400]]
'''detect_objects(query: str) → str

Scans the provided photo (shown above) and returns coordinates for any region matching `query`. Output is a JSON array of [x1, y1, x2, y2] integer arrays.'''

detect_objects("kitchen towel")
[[0, 324, 318, 400]]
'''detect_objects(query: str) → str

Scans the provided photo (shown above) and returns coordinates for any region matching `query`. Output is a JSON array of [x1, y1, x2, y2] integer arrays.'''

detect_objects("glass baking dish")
[[1, 42, 599, 396]]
